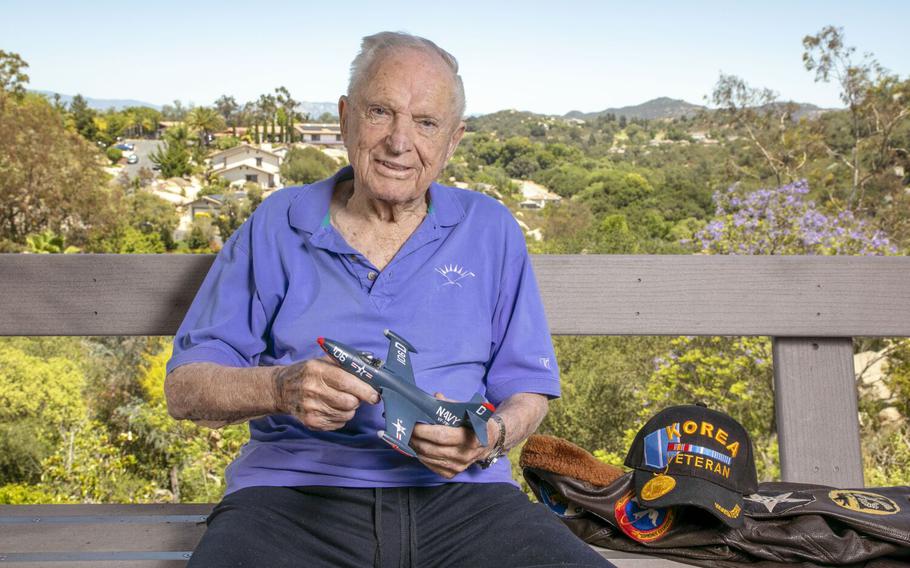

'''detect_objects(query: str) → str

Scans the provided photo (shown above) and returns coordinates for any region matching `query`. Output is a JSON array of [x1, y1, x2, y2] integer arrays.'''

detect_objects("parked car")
[[114, 143, 135, 152], [126, 154, 139, 164]]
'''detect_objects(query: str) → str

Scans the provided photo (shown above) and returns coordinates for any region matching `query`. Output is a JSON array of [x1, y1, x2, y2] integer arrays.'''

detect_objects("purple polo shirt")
[[167, 167, 559, 494]]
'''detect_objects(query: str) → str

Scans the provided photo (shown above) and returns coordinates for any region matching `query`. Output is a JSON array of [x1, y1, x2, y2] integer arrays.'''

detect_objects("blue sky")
[[3, 0, 908, 115]]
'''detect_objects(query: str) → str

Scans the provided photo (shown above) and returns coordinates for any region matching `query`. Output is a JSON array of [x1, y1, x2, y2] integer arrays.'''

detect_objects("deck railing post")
[[772, 336, 864, 487]]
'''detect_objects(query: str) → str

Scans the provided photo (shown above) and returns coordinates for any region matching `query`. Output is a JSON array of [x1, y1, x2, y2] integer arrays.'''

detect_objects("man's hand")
[[409, 393, 500, 479], [275, 357, 380, 431], [409, 391, 549, 479]]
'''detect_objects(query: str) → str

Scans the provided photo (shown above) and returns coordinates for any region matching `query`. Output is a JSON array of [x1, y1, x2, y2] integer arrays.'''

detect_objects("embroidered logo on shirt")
[[435, 264, 475, 287], [539, 357, 551, 370]]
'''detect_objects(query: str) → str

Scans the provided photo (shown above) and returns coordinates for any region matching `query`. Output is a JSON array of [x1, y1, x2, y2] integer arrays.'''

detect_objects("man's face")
[[339, 48, 465, 205]]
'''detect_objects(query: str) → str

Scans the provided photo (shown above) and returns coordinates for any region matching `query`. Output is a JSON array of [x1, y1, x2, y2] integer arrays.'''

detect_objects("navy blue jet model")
[[317, 330, 496, 458]]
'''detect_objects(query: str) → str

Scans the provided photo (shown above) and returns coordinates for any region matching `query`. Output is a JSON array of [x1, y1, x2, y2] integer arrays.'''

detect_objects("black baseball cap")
[[624, 404, 758, 527]]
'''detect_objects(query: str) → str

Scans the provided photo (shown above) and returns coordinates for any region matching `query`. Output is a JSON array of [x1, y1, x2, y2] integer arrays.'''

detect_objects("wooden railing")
[[2, 253, 908, 567]]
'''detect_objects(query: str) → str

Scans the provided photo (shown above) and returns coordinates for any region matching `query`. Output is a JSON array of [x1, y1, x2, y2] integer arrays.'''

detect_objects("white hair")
[[347, 31, 466, 120]]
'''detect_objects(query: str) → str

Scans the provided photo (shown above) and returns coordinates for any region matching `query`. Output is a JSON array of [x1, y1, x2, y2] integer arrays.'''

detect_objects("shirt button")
[[367, 271, 378, 281]]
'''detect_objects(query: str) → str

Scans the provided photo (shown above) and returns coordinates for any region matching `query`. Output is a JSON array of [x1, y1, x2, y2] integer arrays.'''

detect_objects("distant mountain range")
[[564, 96, 831, 121], [296, 101, 338, 119], [31, 90, 162, 111], [565, 97, 706, 121], [30, 90, 342, 117], [30, 90, 830, 122]]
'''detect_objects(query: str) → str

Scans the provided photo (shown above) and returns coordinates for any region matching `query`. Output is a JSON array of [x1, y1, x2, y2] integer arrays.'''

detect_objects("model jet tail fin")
[[464, 392, 496, 447], [382, 329, 416, 384], [383, 329, 417, 353]]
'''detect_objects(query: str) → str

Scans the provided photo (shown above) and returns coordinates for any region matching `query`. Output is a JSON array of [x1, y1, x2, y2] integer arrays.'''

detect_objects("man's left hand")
[[409, 393, 498, 479]]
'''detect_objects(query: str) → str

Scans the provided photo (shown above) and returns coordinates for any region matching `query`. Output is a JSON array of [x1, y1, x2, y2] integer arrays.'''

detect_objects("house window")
[[335, 134, 342, 141], [312, 134, 321, 142], [256, 157, 263, 167], [246, 174, 258, 183]]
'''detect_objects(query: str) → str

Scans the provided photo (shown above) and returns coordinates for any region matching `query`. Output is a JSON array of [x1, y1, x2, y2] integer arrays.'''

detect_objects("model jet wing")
[[378, 389, 419, 457], [381, 329, 416, 385]]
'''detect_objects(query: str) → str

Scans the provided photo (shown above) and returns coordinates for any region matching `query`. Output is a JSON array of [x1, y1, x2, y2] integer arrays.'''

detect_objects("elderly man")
[[165, 32, 612, 567]]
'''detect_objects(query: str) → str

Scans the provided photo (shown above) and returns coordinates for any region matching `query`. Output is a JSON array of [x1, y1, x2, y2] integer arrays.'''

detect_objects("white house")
[[513, 179, 562, 209], [209, 143, 282, 188], [293, 123, 344, 146]]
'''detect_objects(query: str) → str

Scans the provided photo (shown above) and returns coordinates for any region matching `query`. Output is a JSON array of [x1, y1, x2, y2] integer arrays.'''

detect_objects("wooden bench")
[[2, 253, 908, 567]]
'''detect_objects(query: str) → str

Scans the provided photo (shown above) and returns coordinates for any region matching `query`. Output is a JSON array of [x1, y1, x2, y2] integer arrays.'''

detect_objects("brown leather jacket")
[[521, 437, 910, 568]]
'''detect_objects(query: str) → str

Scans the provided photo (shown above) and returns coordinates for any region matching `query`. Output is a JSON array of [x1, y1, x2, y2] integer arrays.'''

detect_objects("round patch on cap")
[[538, 481, 585, 518], [614, 490, 675, 543], [641, 474, 676, 501]]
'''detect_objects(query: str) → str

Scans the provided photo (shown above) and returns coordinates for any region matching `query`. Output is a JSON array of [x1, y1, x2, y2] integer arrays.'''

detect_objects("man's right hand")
[[275, 357, 380, 431]]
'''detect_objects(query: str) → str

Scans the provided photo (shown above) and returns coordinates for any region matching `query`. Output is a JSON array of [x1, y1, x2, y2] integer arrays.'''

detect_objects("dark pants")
[[188, 483, 614, 568]]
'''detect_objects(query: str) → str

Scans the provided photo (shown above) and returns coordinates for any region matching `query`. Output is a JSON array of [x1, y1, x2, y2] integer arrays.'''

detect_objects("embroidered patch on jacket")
[[828, 490, 900, 515], [538, 481, 585, 518], [744, 491, 815, 514], [614, 490, 675, 543]]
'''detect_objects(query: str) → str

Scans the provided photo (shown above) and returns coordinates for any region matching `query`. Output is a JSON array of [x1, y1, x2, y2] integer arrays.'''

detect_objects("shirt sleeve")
[[166, 223, 269, 374], [484, 237, 560, 405]]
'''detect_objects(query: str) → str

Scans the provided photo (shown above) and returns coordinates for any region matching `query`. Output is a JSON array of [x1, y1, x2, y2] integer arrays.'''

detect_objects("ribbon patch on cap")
[[614, 490, 675, 543], [643, 421, 737, 480]]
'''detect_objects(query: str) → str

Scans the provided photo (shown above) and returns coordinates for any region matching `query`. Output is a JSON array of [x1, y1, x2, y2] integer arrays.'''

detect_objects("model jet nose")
[[317, 337, 326, 349]]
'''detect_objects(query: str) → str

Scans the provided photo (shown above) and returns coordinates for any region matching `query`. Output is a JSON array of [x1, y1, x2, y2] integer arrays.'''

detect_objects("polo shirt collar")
[[288, 166, 466, 235]]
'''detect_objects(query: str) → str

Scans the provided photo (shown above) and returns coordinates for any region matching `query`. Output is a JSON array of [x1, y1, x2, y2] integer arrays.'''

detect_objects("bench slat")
[[0, 561, 190, 568], [0, 523, 205, 554], [2, 254, 909, 336], [0, 504, 212, 516]]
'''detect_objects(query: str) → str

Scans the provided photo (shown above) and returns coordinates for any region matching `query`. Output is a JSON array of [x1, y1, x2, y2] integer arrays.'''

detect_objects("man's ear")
[[338, 96, 349, 143], [446, 121, 466, 162]]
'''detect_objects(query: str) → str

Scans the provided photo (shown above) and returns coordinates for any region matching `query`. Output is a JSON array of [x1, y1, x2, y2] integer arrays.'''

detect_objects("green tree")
[[186, 106, 225, 147], [26, 231, 81, 254], [0, 49, 29, 107], [592, 214, 639, 253], [709, 74, 821, 187], [69, 94, 98, 142], [111, 345, 248, 502], [106, 146, 123, 164], [214, 95, 239, 136], [0, 339, 87, 485], [275, 86, 298, 143], [40, 420, 158, 503], [280, 146, 338, 185], [149, 125, 192, 178], [0, 93, 114, 247]]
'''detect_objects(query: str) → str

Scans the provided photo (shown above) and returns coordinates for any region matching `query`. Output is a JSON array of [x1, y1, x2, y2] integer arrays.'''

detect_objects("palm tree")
[[186, 107, 225, 147]]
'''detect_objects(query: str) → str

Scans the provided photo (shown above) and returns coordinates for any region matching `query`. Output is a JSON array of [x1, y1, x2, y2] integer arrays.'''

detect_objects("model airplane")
[[317, 330, 496, 458]]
